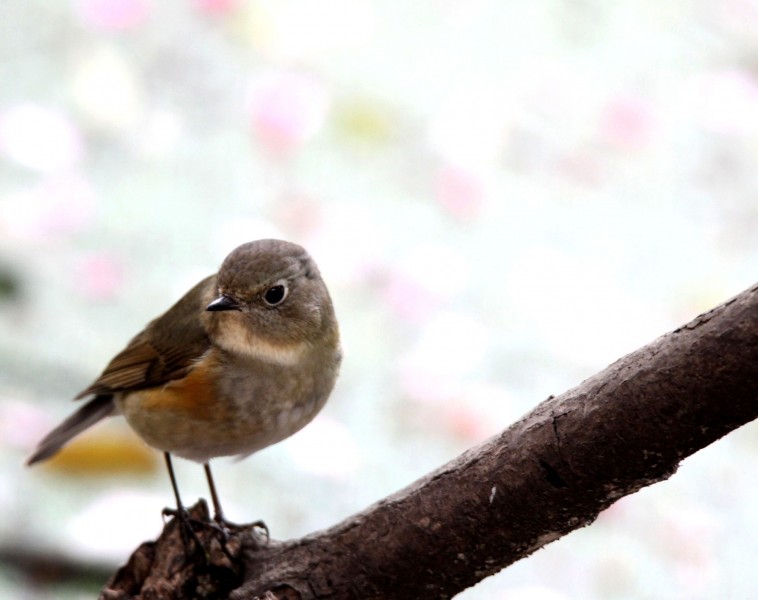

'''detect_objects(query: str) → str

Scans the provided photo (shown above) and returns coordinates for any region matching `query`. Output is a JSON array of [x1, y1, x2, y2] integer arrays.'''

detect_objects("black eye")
[[263, 284, 287, 306]]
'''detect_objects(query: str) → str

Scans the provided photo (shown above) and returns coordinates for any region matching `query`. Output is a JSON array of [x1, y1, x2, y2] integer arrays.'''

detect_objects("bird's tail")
[[26, 395, 115, 465]]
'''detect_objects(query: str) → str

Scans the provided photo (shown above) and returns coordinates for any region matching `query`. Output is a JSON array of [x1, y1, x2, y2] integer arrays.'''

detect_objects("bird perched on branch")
[[28, 239, 342, 530]]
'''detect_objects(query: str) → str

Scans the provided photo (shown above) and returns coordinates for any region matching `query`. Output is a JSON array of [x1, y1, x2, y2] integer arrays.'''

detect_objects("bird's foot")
[[162, 502, 268, 564], [209, 513, 269, 559], [162, 505, 210, 561], [212, 513, 269, 540]]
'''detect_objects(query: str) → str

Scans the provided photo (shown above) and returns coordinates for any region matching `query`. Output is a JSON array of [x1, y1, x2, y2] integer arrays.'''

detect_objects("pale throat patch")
[[216, 320, 308, 365]]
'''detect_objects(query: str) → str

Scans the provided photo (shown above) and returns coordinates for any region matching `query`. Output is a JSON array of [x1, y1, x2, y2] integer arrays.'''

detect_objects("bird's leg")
[[161, 452, 206, 555], [204, 462, 226, 525], [204, 462, 269, 540], [165, 452, 185, 513], [202, 462, 247, 561]]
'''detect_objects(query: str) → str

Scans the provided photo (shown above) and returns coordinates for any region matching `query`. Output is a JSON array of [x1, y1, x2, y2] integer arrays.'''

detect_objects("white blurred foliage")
[[66, 492, 164, 562], [285, 415, 361, 480], [0, 105, 84, 172]]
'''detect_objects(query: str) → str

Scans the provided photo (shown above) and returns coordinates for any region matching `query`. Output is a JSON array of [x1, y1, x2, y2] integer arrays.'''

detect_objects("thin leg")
[[165, 452, 185, 512], [204, 462, 224, 523], [204, 461, 268, 539], [203, 462, 239, 559], [163, 452, 205, 556]]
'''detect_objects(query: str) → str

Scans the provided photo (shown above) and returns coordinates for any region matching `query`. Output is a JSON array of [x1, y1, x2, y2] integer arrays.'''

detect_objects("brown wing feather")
[[75, 274, 217, 399]]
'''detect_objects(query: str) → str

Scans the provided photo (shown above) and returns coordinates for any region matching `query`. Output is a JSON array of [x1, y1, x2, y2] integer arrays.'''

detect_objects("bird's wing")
[[75, 274, 217, 398]]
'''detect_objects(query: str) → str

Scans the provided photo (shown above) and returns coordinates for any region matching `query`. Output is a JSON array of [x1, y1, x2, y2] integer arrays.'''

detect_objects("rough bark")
[[101, 282, 758, 600]]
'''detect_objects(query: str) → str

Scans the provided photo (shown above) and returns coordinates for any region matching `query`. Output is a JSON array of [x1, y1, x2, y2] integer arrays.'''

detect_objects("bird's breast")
[[118, 346, 338, 462]]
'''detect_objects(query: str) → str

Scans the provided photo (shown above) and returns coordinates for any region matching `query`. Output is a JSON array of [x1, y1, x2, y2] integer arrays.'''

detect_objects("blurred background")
[[1, 0, 758, 598]]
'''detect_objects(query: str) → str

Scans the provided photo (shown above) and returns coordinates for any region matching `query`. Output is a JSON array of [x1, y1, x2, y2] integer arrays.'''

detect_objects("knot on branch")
[[100, 500, 266, 600]]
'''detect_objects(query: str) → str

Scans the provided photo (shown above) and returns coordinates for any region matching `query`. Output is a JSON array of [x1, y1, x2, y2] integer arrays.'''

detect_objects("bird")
[[27, 239, 342, 531]]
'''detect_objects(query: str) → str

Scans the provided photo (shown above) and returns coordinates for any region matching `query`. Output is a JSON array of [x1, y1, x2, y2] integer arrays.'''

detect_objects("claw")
[[162, 506, 210, 562]]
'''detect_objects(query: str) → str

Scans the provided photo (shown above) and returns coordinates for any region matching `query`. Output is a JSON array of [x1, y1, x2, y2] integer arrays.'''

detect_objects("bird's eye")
[[263, 284, 287, 306]]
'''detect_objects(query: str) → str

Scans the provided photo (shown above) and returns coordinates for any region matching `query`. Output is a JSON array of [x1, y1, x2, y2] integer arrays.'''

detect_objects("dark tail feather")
[[26, 395, 115, 466]]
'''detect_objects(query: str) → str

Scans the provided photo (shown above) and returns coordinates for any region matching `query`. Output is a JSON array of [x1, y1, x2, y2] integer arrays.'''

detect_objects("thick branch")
[[103, 282, 758, 599]]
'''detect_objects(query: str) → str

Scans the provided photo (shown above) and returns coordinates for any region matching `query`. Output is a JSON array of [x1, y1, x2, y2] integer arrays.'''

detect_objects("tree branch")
[[101, 282, 758, 599]]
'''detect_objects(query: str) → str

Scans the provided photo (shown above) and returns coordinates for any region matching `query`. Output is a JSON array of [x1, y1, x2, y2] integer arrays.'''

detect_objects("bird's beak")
[[206, 295, 242, 312]]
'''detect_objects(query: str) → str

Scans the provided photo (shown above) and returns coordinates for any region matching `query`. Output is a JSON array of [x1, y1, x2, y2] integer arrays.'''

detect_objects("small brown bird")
[[27, 239, 342, 526]]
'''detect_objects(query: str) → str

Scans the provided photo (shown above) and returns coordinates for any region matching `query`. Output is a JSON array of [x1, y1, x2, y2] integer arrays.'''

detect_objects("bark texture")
[[101, 282, 758, 600]]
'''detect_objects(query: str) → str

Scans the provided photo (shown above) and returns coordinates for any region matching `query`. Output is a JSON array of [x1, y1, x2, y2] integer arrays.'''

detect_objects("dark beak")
[[206, 295, 242, 312]]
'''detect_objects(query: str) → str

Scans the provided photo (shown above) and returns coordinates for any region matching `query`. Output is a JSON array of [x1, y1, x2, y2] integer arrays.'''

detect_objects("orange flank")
[[137, 358, 219, 421]]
